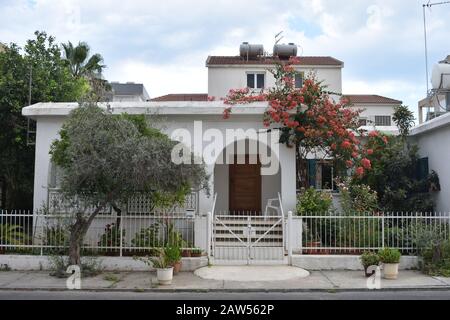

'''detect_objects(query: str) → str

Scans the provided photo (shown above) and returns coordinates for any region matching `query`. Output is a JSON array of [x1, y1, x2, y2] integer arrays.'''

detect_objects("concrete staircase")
[[212, 216, 285, 262]]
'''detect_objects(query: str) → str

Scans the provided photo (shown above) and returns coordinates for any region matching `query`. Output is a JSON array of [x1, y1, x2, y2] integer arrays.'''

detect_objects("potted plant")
[[165, 245, 182, 275], [191, 248, 203, 258], [181, 249, 191, 257], [378, 248, 401, 280], [134, 250, 174, 285], [360, 251, 380, 277], [181, 240, 192, 257]]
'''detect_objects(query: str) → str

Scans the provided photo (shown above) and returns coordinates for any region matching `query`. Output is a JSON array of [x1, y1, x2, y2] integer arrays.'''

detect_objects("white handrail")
[[210, 193, 218, 258], [278, 192, 284, 218], [278, 192, 288, 251], [211, 193, 218, 217]]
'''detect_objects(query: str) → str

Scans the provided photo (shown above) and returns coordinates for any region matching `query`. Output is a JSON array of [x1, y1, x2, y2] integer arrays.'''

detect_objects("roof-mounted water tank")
[[239, 42, 264, 59], [431, 55, 450, 90], [273, 43, 298, 59]]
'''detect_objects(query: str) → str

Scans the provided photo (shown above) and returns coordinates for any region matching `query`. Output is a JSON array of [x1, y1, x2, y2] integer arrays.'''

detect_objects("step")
[[214, 226, 282, 232], [214, 234, 283, 240], [214, 241, 284, 247], [213, 247, 285, 260], [214, 219, 282, 225]]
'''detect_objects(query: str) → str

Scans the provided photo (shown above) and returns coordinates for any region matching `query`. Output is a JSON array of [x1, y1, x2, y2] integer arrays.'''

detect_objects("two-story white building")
[[22, 42, 406, 262], [24, 43, 402, 217]]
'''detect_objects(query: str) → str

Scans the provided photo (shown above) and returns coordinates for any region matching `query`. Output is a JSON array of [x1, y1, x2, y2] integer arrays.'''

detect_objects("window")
[[295, 73, 303, 88], [307, 160, 337, 191], [247, 73, 265, 89], [375, 116, 391, 126]]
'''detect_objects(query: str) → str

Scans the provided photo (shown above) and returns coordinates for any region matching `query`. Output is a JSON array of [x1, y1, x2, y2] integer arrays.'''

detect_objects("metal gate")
[[212, 215, 286, 265]]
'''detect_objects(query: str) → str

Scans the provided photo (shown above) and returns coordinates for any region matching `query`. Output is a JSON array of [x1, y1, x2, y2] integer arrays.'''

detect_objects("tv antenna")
[[275, 31, 284, 44], [422, 1, 450, 94]]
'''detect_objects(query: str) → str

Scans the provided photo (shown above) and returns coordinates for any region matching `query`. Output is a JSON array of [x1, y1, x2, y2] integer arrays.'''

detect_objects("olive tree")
[[50, 104, 208, 266]]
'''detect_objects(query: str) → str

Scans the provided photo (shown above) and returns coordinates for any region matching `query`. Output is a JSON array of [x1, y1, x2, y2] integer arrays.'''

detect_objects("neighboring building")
[[410, 113, 450, 213], [151, 94, 208, 102], [105, 82, 150, 102], [0, 42, 6, 53], [418, 55, 450, 124]]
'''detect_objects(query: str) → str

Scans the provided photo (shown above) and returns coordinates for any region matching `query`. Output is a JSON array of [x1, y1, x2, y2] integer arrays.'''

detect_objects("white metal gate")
[[212, 215, 286, 264]]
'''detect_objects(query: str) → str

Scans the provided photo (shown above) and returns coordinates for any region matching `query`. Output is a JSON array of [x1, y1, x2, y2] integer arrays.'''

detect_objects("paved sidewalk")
[[1, 268, 450, 292]]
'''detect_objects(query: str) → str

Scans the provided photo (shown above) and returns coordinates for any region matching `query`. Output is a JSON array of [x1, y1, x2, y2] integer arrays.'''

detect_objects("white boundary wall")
[[0, 255, 208, 272]]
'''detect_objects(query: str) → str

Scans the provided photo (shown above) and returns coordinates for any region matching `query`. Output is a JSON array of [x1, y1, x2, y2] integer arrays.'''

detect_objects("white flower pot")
[[156, 267, 174, 285], [383, 263, 399, 280]]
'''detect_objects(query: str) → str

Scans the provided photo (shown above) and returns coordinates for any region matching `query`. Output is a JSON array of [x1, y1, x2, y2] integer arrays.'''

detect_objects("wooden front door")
[[229, 156, 261, 214]]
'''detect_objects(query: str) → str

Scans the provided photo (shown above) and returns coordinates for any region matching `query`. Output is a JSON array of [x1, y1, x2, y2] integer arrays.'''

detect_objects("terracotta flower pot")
[[172, 261, 182, 275]]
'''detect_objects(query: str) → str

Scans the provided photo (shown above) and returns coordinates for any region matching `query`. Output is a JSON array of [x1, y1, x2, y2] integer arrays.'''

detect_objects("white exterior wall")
[[28, 104, 298, 215], [355, 104, 396, 119], [33, 117, 65, 212], [410, 114, 450, 213], [208, 66, 342, 99]]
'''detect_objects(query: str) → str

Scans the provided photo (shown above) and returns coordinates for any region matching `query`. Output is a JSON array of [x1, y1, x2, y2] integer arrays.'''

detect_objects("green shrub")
[[296, 188, 333, 216], [164, 246, 181, 265], [339, 180, 378, 215], [360, 251, 380, 268], [98, 223, 125, 248], [378, 248, 401, 264], [134, 249, 171, 269], [0, 224, 28, 246], [131, 224, 164, 248]]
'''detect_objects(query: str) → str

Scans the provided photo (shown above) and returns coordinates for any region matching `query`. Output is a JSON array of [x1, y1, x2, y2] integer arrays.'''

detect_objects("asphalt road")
[[0, 289, 450, 300]]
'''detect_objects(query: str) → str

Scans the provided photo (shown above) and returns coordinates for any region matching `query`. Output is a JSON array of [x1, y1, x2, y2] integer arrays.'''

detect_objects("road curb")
[[1, 286, 450, 293]]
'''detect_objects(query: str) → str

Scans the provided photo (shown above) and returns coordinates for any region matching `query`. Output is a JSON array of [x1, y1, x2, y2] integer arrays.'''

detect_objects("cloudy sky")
[[1, 0, 449, 118]]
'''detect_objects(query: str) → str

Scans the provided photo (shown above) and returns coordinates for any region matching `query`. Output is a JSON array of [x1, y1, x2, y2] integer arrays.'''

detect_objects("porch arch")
[[213, 137, 282, 215]]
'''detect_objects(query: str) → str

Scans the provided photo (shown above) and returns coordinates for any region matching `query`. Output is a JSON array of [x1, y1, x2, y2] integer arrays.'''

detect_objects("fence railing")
[[2, 210, 450, 257], [0, 210, 197, 256], [296, 212, 450, 255], [48, 189, 199, 215]]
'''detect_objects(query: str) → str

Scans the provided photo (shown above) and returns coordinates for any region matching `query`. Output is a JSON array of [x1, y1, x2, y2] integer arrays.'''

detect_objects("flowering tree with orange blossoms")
[[222, 57, 373, 187]]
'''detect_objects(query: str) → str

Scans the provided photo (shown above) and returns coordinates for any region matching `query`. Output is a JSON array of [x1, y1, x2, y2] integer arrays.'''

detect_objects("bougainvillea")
[[222, 56, 371, 183]]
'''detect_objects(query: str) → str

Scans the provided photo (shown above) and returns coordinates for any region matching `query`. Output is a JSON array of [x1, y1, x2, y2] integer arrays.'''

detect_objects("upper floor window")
[[295, 73, 304, 88], [247, 72, 265, 89], [375, 116, 391, 126]]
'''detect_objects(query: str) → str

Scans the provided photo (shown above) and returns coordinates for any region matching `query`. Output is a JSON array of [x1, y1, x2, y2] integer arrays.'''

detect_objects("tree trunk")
[[68, 220, 85, 266], [68, 205, 105, 266], [296, 142, 308, 190]]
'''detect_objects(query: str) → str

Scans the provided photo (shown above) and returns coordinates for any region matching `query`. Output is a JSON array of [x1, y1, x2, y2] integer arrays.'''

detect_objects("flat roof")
[[22, 102, 269, 119], [206, 56, 344, 67]]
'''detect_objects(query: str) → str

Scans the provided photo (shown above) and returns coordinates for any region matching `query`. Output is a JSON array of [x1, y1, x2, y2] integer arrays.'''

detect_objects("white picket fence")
[[295, 212, 450, 254], [1, 209, 450, 257], [0, 210, 197, 256]]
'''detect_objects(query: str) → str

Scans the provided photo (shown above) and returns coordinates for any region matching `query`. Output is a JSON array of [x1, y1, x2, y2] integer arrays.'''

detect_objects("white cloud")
[[1, 0, 449, 114], [107, 60, 207, 98]]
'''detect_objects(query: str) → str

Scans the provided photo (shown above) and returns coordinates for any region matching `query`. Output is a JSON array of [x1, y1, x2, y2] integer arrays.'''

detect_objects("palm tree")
[[62, 41, 105, 78]]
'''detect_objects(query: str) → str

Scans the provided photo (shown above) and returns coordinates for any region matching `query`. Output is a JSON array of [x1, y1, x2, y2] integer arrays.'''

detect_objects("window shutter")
[[247, 74, 255, 88], [257, 74, 265, 89], [416, 157, 429, 181], [308, 160, 317, 188]]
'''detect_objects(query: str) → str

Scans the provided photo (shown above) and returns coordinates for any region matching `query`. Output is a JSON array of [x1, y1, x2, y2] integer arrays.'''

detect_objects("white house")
[[23, 42, 403, 216], [21, 43, 408, 262]]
